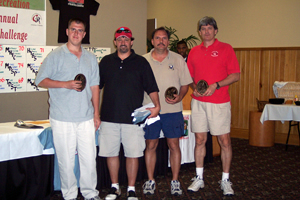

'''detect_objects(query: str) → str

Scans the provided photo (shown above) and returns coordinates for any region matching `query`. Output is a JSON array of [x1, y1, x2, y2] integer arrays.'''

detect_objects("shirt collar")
[[149, 48, 170, 62], [62, 43, 85, 55], [200, 38, 219, 49]]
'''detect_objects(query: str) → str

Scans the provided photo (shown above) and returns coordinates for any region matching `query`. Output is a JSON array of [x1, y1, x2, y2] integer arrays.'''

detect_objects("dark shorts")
[[144, 111, 184, 139]]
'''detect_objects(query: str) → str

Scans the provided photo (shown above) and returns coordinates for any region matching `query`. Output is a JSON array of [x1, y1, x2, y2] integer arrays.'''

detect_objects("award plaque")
[[74, 74, 86, 91], [196, 80, 208, 95], [165, 87, 178, 100], [14, 119, 44, 129]]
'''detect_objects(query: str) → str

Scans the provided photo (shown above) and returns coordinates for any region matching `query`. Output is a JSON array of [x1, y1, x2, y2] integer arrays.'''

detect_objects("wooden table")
[[260, 104, 300, 149], [249, 111, 275, 147]]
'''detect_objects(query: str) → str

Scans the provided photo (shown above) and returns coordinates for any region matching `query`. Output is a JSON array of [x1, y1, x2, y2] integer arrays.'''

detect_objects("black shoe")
[[105, 187, 121, 200], [127, 190, 138, 200]]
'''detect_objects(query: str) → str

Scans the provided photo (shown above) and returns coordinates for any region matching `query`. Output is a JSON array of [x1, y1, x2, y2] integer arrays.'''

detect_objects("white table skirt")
[[260, 104, 300, 124], [168, 110, 195, 166], [0, 121, 53, 162]]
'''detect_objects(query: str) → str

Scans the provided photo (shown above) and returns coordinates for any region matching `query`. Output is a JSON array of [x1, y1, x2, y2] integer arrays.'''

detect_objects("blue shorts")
[[144, 112, 184, 139]]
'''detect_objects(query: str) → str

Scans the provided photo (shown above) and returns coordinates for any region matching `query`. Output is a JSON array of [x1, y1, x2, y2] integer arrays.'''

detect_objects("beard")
[[118, 45, 129, 54]]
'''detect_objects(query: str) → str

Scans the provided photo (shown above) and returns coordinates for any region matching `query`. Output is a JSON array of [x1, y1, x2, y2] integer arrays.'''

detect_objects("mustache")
[[158, 43, 165, 46]]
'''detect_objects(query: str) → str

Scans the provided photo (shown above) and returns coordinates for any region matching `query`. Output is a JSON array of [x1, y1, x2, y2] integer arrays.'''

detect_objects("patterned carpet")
[[51, 138, 300, 200]]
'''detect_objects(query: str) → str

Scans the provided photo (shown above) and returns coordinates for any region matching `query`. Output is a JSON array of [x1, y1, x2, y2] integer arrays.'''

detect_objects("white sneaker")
[[170, 180, 182, 196], [85, 196, 101, 200], [219, 179, 234, 196], [142, 180, 156, 195], [188, 175, 205, 192], [105, 187, 121, 200]]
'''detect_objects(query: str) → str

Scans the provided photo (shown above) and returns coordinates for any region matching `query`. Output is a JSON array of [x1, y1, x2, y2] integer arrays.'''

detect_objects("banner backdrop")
[[0, 44, 110, 93], [0, 0, 46, 45]]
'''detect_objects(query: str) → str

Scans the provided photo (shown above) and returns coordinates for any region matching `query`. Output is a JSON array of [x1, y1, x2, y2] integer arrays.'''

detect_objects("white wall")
[[148, 0, 300, 48]]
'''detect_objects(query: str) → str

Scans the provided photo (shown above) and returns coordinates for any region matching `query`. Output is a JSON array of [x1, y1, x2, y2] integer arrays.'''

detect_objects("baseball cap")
[[115, 27, 133, 39]]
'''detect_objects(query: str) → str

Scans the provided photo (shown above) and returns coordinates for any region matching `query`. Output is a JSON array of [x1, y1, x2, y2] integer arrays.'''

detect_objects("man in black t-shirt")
[[98, 27, 160, 200]]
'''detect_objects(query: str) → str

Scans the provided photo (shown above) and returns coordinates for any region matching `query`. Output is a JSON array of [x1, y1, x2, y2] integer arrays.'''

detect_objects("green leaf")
[[164, 26, 200, 52]]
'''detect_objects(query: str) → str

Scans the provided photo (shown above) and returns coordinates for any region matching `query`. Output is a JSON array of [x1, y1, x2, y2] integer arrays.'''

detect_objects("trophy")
[[196, 80, 208, 95], [165, 87, 178, 100], [74, 74, 86, 92]]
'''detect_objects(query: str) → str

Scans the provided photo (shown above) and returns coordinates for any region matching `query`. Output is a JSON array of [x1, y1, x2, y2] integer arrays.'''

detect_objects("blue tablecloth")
[[38, 127, 99, 190]]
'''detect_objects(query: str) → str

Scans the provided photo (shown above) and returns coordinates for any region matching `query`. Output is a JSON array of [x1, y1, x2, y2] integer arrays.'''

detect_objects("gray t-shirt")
[[35, 44, 99, 122], [143, 49, 193, 114]]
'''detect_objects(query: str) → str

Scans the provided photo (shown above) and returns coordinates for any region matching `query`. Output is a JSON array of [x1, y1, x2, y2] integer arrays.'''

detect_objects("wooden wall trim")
[[234, 47, 300, 51], [230, 128, 300, 146]]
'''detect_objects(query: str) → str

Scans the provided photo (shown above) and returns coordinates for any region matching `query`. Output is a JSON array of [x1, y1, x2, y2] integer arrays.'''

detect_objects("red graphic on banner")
[[68, 0, 84, 3], [18, 77, 24, 83]]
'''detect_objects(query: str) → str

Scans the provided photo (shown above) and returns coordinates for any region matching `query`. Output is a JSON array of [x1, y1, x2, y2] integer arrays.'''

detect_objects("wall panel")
[[232, 48, 300, 145]]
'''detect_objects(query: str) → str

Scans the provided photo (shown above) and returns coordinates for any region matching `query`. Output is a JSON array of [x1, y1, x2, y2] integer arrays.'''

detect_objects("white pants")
[[50, 118, 99, 200]]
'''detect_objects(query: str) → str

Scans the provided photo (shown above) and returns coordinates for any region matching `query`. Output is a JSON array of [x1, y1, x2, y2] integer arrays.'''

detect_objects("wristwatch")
[[216, 82, 221, 90]]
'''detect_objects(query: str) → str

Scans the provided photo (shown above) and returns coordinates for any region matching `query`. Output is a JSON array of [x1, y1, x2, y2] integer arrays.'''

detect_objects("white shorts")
[[98, 122, 146, 158], [191, 99, 231, 136]]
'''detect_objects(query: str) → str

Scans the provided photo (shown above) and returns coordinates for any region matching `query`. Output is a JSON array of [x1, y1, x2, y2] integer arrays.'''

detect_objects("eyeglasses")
[[116, 37, 131, 42], [70, 28, 84, 34], [116, 29, 131, 33]]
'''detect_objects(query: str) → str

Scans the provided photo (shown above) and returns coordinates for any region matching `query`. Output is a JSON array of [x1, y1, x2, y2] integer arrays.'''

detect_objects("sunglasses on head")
[[116, 29, 131, 33]]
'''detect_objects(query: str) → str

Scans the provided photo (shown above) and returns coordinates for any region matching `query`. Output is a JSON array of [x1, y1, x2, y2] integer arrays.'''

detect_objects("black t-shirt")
[[49, 0, 99, 44], [99, 50, 159, 124]]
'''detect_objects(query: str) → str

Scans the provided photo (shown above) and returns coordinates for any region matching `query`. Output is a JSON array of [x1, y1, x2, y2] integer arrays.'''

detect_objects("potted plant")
[[165, 26, 200, 52]]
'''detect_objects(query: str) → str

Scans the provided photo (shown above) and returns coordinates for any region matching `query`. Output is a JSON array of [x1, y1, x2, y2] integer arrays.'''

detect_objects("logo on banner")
[[68, 0, 84, 7], [32, 14, 42, 24], [69, 0, 84, 3]]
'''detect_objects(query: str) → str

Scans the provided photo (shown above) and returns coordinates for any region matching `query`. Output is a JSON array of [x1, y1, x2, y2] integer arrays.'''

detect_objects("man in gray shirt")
[[35, 18, 100, 200]]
